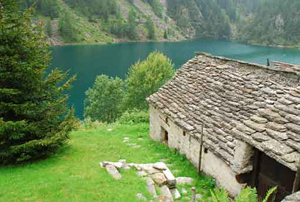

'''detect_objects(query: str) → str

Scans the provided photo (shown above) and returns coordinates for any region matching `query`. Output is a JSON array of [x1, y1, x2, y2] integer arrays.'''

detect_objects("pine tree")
[[0, 0, 77, 164]]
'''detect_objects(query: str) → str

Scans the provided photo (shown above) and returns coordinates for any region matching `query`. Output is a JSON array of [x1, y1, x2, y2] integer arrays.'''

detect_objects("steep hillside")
[[236, 0, 300, 47], [20, 0, 300, 47], [20, 0, 185, 45]]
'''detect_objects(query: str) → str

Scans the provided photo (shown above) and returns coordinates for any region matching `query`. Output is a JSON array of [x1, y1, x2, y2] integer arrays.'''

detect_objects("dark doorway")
[[250, 150, 296, 202], [161, 127, 168, 144]]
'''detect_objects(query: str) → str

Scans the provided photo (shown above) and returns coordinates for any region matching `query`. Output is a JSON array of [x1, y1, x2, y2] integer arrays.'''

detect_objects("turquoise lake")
[[50, 39, 300, 118]]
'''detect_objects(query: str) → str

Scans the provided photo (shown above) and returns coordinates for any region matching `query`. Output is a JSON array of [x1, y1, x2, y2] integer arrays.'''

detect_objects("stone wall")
[[149, 104, 246, 197]]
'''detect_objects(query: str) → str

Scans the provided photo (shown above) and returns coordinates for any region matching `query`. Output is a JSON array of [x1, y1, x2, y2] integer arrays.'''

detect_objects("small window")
[[204, 148, 208, 154], [183, 131, 186, 136]]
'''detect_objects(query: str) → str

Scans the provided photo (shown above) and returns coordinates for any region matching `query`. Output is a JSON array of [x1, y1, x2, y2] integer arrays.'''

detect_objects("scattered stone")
[[137, 171, 148, 177], [151, 173, 167, 186], [107, 128, 113, 132], [176, 177, 194, 185], [136, 193, 147, 201], [146, 177, 157, 198], [196, 194, 203, 200], [147, 168, 162, 175], [123, 137, 130, 142], [106, 165, 122, 180], [138, 164, 154, 171], [153, 162, 168, 170], [157, 196, 173, 202], [170, 188, 181, 199], [181, 188, 188, 195], [163, 169, 176, 188], [159, 185, 173, 201]]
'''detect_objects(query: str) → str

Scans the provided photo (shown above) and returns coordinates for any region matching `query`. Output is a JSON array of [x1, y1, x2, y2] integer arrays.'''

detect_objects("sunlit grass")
[[0, 123, 215, 202]]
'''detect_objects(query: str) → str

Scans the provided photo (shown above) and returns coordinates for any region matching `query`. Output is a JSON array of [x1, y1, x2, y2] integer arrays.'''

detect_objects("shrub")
[[117, 110, 149, 124], [210, 186, 277, 202], [123, 51, 175, 110], [84, 75, 124, 123]]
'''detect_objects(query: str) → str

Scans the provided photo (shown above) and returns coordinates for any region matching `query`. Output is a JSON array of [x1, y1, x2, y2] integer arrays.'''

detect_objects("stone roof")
[[147, 52, 300, 172]]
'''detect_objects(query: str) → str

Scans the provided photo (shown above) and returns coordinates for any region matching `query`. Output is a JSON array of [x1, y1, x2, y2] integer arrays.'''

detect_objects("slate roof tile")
[[147, 52, 300, 171]]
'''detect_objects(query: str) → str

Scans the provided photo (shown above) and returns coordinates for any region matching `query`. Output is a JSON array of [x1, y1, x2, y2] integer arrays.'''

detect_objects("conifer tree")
[[0, 0, 77, 164]]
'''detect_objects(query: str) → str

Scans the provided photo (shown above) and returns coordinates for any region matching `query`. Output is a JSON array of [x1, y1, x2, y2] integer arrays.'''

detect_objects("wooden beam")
[[292, 158, 300, 193], [198, 124, 204, 176]]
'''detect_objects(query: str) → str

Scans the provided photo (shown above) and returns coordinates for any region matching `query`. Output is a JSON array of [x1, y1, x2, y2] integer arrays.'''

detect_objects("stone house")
[[146, 53, 300, 201]]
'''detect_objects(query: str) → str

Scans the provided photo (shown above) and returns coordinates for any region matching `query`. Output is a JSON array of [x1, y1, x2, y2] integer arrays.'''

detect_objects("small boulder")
[[106, 165, 122, 180], [153, 162, 168, 170], [181, 188, 188, 195], [151, 173, 167, 186], [136, 193, 147, 201], [170, 188, 181, 199], [163, 169, 176, 188], [137, 171, 148, 177], [146, 177, 157, 198], [176, 177, 194, 185], [159, 185, 173, 202]]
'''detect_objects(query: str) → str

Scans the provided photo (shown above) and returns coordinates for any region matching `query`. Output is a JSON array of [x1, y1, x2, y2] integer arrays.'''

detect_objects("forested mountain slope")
[[20, 0, 300, 47]]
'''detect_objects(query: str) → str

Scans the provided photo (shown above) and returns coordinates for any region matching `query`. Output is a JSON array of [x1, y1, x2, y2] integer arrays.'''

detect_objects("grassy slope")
[[0, 123, 215, 202]]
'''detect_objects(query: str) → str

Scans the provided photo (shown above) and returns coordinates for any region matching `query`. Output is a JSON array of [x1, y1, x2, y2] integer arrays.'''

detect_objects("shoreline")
[[49, 38, 300, 50]]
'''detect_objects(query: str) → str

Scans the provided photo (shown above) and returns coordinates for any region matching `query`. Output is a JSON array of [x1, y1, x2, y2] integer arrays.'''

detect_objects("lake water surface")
[[51, 39, 300, 118]]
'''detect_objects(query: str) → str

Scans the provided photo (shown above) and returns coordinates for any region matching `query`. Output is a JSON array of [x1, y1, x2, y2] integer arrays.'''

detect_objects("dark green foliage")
[[0, 1, 77, 164], [65, 0, 118, 21], [117, 110, 149, 125], [20, 0, 60, 18], [167, 0, 233, 39], [210, 186, 277, 202], [237, 0, 300, 47], [84, 75, 124, 123], [144, 0, 163, 18], [46, 19, 53, 37], [146, 17, 156, 40], [59, 11, 82, 43], [127, 9, 138, 40], [164, 30, 168, 39], [123, 51, 175, 110]]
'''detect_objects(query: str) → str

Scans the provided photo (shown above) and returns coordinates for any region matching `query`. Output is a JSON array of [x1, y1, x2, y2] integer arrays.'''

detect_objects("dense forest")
[[19, 0, 300, 47]]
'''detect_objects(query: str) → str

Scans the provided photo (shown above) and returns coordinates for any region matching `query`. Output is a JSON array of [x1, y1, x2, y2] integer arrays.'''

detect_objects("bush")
[[117, 110, 149, 124], [123, 51, 175, 110], [210, 187, 277, 202], [84, 75, 124, 123]]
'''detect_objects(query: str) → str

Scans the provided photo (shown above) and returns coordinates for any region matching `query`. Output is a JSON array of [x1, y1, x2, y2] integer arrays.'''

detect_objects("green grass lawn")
[[0, 123, 215, 202]]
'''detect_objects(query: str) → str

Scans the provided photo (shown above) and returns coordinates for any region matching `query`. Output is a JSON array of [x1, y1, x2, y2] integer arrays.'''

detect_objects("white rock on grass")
[[146, 177, 157, 198], [196, 194, 203, 200], [151, 173, 167, 186], [137, 171, 148, 177], [159, 185, 173, 202], [181, 188, 188, 195], [176, 177, 194, 185], [147, 167, 161, 175], [170, 188, 181, 200], [162, 169, 176, 188], [106, 165, 122, 180], [136, 193, 147, 201], [153, 162, 168, 170]]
